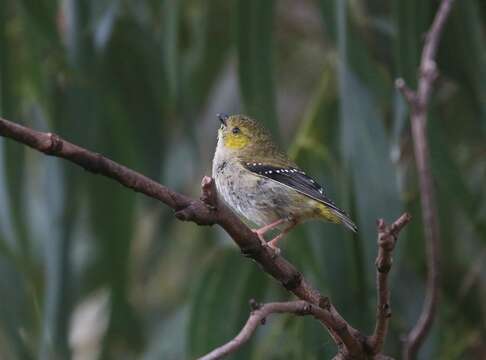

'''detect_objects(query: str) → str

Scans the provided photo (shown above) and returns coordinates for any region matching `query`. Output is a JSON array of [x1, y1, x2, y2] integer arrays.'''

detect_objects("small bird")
[[212, 114, 357, 251]]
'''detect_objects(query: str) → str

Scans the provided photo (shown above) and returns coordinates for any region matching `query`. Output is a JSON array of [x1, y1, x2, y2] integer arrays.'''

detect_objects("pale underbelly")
[[214, 162, 318, 228]]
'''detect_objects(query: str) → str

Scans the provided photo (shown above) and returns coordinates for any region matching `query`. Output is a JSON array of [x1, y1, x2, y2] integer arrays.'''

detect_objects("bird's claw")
[[251, 230, 281, 258], [252, 229, 267, 246], [266, 241, 281, 258]]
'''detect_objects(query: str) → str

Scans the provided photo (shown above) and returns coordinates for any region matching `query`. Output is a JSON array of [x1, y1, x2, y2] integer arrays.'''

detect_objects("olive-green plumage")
[[212, 114, 356, 249]]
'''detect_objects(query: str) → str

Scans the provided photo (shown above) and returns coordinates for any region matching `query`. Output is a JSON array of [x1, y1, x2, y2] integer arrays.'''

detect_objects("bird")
[[212, 113, 357, 251]]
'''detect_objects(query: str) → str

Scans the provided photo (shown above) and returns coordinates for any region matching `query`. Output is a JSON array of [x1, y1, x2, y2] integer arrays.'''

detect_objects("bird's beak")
[[217, 113, 228, 126]]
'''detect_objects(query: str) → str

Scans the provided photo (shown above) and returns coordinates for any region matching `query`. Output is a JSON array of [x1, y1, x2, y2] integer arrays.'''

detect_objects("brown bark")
[[0, 116, 412, 359], [395, 0, 456, 358]]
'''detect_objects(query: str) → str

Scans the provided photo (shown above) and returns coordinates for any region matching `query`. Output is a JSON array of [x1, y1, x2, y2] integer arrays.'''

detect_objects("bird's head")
[[216, 113, 275, 156]]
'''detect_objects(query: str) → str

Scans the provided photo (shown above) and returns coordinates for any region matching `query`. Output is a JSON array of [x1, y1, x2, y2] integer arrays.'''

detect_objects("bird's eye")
[[232, 127, 240, 134]]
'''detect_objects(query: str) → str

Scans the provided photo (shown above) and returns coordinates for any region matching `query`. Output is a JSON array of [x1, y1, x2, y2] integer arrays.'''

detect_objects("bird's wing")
[[242, 162, 357, 232]]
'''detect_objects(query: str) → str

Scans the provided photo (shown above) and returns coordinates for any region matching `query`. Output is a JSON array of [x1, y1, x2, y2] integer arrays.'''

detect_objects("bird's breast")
[[212, 158, 304, 227]]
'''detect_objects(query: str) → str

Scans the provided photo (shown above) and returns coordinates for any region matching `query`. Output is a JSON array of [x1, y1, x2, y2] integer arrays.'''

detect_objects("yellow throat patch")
[[224, 133, 250, 149]]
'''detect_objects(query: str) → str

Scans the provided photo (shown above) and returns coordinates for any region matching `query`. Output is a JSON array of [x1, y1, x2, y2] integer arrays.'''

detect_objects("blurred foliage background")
[[0, 0, 485, 359]]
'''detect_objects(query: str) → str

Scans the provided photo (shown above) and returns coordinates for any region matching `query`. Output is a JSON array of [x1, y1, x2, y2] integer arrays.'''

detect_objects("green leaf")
[[0, 1, 16, 250], [18, 0, 59, 45], [162, 0, 181, 105], [236, 0, 278, 136], [319, 0, 389, 100], [100, 17, 166, 176], [440, 0, 486, 134], [429, 118, 486, 240], [188, 249, 268, 359], [184, 0, 233, 111], [289, 62, 337, 162], [0, 256, 33, 360], [0, 2, 30, 257], [334, 0, 402, 327], [63, 0, 92, 68], [92, 0, 120, 52], [0, 143, 17, 252], [392, 0, 431, 86], [142, 306, 188, 360], [37, 176, 74, 360]]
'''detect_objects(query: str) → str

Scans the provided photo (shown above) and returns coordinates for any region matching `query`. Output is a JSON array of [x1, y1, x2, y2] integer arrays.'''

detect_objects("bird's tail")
[[317, 203, 358, 233], [333, 209, 358, 233]]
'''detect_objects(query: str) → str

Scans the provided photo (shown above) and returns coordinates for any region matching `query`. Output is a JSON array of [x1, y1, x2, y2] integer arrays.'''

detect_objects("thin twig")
[[198, 300, 320, 360], [395, 0, 456, 358], [368, 213, 412, 354], [0, 116, 361, 357]]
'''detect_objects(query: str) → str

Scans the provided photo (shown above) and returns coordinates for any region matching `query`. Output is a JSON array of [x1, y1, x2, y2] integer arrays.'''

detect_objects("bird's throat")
[[223, 134, 250, 149]]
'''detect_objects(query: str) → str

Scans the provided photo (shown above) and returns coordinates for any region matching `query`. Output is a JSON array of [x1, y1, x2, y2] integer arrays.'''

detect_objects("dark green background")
[[0, 0, 484, 359]]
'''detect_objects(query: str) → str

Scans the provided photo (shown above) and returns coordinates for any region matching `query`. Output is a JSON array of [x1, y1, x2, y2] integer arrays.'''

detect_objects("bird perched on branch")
[[212, 113, 357, 251]]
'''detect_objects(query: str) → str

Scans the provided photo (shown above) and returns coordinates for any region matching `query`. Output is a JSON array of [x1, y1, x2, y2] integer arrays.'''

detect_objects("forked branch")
[[0, 116, 412, 359], [368, 213, 413, 354], [395, 0, 456, 358], [0, 116, 369, 358], [199, 215, 411, 360]]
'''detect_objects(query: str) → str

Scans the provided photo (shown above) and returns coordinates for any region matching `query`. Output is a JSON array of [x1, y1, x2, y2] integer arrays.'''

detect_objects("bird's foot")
[[252, 229, 268, 247], [251, 230, 281, 257], [266, 236, 283, 257]]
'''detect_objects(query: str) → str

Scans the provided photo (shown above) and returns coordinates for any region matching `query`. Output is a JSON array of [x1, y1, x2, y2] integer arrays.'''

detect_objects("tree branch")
[[0, 116, 415, 358], [200, 213, 412, 360], [368, 213, 412, 354], [395, 0, 456, 358], [0, 116, 361, 357], [198, 300, 324, 360]]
